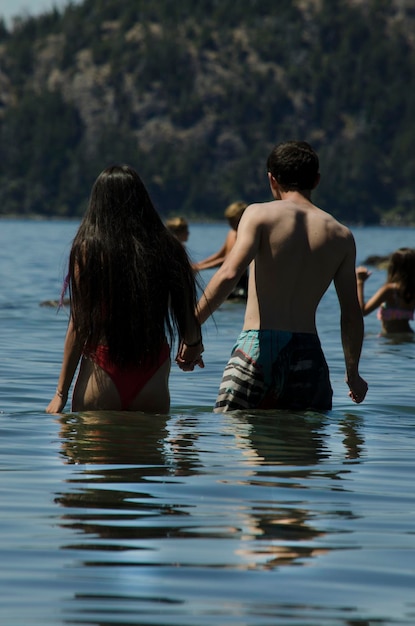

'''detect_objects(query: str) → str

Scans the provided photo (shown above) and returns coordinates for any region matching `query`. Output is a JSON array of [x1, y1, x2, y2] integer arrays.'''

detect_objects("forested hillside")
[[0, 0, 414, 223]]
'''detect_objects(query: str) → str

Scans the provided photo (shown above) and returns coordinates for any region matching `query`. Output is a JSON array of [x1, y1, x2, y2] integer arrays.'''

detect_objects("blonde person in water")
[[356, 247, 415, 335], [166, 217, 189, 244], [193, 201, 247, 271], [193, 201, 248, 300]]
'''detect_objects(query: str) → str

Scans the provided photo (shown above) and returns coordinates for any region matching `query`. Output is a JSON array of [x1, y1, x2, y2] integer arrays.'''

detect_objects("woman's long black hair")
[[68, 164, 199, 366]]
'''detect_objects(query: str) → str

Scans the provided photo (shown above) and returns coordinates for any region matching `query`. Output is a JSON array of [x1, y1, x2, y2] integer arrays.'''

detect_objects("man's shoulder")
[[238, 201, 278, 228], [316, 207, 353, 238], [243, 201, 353, 239], [244, 200, 288, 221], [245, 199, 278, 212]]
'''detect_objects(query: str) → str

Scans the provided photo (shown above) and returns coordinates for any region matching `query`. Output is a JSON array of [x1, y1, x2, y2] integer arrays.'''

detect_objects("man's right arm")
[[196, 207, 260, 324], [334, 235, 368, 403], [176, 210, 259, 371]]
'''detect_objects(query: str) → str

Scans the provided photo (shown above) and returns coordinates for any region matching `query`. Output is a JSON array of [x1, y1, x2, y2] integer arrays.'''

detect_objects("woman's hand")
[[46, 391, 68, 414], [356, 266, 371, 282]]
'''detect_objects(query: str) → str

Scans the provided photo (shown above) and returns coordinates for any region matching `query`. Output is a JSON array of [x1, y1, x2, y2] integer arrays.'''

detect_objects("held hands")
[[356, 266, 371, 282], [346, 374, 368, 404], [175, 340, 205, 372]]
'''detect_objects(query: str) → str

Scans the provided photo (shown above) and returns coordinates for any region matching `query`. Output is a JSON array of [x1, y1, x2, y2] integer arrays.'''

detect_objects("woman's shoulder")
[[385, 282, 414, 307], [376, 282, 396, 299]]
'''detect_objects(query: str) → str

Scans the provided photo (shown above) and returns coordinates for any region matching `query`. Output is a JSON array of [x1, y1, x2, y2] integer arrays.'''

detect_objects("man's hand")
[[346, 374, 368, 403]]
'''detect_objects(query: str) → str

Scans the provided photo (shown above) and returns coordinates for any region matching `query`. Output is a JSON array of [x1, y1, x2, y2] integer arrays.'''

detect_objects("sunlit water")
[[1, 220, 415, 625]]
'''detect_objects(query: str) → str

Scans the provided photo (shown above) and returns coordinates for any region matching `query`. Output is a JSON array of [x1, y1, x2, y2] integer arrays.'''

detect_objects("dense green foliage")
[[0, 0, 414, 222]]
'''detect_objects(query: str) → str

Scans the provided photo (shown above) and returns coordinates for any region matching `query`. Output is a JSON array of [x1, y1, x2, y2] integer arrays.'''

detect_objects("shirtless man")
[[176, 141, 368, 411]]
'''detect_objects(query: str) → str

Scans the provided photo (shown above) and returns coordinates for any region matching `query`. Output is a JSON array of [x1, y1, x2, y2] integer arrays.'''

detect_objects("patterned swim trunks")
[[215, 329, 333, 412]]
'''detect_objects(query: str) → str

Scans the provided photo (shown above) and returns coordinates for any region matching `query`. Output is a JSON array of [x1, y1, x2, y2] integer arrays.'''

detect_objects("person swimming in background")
[[193, 201, 248, 300], [356, 247, 415, 335], [166, 216, 189, 244], [46, 164, 203, 414]]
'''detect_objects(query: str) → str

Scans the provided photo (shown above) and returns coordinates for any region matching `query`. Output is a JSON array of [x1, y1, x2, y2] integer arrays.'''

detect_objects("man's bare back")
[[242, 197, 354, 333], [176, 141, 368, 409]]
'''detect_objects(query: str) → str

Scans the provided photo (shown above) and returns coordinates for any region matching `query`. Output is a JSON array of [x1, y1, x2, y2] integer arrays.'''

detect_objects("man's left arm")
[[334, 235, 368, 403]]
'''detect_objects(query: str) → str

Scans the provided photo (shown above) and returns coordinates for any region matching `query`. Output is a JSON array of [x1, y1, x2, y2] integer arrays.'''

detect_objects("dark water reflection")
[[50, 410, 383, 625], [57, 412, 201, 552]]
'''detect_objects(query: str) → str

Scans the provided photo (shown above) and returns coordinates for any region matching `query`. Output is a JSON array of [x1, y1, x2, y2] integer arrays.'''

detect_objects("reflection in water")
[[55, 409, 365, 623], [59, 410, 200, 469], [382, 333, 415, 345], [57, 411, 201, 551], [221, 411, 364, 570], [339, 413, 365, 460]]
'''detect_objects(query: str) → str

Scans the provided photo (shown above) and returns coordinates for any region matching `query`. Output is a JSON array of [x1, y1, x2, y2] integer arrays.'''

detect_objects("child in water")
[[165, 216, 189, 244], [356, 247, 415, 335]]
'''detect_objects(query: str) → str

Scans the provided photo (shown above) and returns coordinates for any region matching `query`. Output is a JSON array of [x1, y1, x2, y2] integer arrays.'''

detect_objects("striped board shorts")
[[215, 329, 333, 413]]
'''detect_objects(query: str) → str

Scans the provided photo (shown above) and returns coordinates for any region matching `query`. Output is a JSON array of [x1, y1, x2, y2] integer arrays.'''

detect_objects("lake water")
[[1, 220, 415, 626]]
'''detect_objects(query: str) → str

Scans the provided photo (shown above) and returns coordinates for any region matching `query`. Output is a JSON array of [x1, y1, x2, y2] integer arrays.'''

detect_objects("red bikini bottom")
[[87, 343, 170, 409]]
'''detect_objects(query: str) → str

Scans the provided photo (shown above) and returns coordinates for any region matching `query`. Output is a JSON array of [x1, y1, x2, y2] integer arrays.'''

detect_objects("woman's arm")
[[356, 266, 391, 316], [46, 317, 83, 413], [175, 293, 205, 371]]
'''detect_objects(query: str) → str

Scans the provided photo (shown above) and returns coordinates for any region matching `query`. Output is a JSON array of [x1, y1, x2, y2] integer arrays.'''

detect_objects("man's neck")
[[279, 189, 312, 203]]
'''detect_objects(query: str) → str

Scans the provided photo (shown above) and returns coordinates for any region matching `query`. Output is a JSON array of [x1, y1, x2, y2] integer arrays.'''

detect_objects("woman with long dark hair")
[[46, 165, 203, 413]]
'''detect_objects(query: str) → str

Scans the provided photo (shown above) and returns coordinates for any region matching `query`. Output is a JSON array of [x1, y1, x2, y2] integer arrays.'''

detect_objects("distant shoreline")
[[1, 214, 415, 227]]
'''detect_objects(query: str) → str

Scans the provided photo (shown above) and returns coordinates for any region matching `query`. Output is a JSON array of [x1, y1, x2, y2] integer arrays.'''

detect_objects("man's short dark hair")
[[266, 141, 319, 191]]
